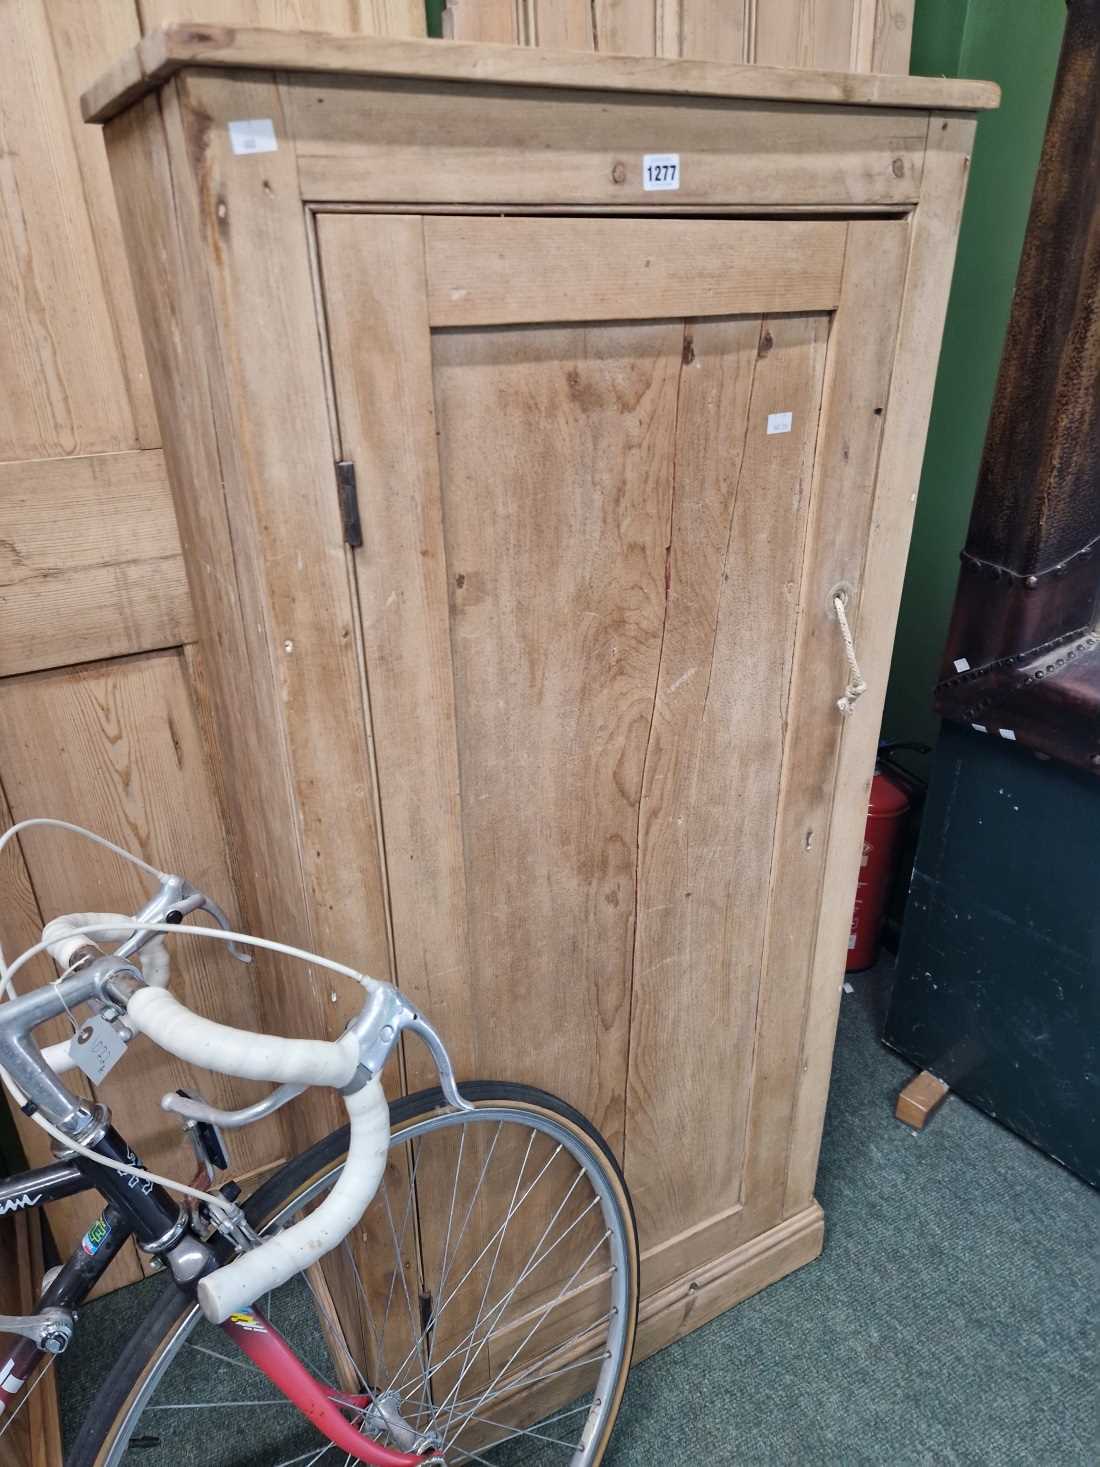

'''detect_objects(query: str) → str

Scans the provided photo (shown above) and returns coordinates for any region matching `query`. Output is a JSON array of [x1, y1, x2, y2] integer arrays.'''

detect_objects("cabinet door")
[[320, 214, 907, 1292]]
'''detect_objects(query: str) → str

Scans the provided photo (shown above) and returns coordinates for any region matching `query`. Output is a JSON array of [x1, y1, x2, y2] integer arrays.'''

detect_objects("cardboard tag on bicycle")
[[70, 1015, 127, 1082]]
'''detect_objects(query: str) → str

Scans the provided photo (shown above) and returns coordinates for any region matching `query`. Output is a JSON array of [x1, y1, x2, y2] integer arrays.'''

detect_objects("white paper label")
[[228, 118, 278, 155], [971, 723, 987, 734], [70, 1015, 127, 1083], [953, 656, 971, 673], [767, 411, 793, 435], [642, 153, 680, 190], [999, 729, 1017, 741]]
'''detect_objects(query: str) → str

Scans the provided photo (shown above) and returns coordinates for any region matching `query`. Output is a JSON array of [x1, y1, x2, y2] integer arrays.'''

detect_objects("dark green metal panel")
[[884, 721, 1100, 1186]]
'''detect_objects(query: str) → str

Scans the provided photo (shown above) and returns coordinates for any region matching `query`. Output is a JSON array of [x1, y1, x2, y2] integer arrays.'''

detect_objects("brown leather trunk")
[[935, 0, 1100, 773]]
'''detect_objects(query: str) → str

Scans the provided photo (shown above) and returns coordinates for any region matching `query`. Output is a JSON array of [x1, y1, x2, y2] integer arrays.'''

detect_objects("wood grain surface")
[[0, 451, 190, 677], [0, 653, 286, 1267], [445, 0, 912, 70], [423, 218, 846, 325], [83, 19, 991, 124]]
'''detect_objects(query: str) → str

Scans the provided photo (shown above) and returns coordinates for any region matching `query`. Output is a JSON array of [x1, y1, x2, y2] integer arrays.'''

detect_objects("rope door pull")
[[829, 583, 867, 717]]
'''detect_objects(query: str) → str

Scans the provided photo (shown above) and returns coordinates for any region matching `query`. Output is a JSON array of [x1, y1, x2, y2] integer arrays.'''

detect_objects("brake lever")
[[194, 892, 253, 965], [117, 875, 252, 964]]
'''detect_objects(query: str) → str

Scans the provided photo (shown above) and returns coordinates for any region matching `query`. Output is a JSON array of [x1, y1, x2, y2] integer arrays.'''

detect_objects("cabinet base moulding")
[[635, 1202, 825, 1361]]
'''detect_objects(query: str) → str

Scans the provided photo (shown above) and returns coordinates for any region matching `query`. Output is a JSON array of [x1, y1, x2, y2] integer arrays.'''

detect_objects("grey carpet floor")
[[56, 965, 1099, 1463]]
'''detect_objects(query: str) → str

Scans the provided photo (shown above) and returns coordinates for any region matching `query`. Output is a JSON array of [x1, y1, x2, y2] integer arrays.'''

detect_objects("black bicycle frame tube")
[[0, 1193, 135, 1422], [72, 1125, 184, 1248], [0, 1124, 194, 1420], [0, 1158, 88, 1213]]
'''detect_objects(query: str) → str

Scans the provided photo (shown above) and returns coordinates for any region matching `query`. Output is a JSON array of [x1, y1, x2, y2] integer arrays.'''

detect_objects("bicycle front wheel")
[[68, 1082, 639, 1467]]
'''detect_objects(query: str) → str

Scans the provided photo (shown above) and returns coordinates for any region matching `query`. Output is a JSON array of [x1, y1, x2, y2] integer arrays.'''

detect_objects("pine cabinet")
[[88, 22, 995, 1366]]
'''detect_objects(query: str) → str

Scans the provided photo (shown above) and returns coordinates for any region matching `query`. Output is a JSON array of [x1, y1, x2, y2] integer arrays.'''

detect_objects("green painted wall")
[[881, 0, 1066, 759]]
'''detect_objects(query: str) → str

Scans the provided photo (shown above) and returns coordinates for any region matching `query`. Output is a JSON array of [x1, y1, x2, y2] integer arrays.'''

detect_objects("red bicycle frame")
[[222, 1308, 432, 1466]]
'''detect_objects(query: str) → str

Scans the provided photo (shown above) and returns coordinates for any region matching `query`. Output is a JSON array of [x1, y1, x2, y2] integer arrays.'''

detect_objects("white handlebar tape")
[[44, 912, 134, 969], [43, 912, 171, 988], [41, 1039, 78, 1075], [198, 1077, 389, 1323], [126, 987, 361, 1089]]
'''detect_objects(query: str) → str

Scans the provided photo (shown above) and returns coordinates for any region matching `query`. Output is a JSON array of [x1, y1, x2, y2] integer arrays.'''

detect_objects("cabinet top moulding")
[[82, 20, 999, 125]]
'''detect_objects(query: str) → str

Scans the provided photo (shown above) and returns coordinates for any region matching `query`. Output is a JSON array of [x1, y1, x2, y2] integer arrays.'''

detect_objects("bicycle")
[[0, 821, 639, 1466]]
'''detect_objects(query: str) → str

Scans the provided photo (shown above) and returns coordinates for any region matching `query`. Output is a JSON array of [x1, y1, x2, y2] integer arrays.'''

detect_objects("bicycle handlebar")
[[199, 1078, 390, 1322], [126, 987, 362, 1089], [3, 883, 465, 1326], [118, 973, 393, 1323]]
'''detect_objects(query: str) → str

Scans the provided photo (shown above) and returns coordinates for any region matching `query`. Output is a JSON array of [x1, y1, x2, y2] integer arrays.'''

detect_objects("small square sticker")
[[642, 154, 680, 191], [999, 729, 1017, 741], [953, 656, 971, 673], [228, 118, 278, 155], [767, 411, 793, 435], [971, 723, 987, 734]]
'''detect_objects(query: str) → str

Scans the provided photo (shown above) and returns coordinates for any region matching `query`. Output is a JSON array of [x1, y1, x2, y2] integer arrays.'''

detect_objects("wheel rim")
[[96, 1100, 634, 1467]]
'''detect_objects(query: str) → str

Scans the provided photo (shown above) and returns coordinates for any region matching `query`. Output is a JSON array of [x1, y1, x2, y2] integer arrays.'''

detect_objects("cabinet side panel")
[[102, 83, 386, 1152], [166, 68, 394, 1019], [783, 117, 976, 1217]]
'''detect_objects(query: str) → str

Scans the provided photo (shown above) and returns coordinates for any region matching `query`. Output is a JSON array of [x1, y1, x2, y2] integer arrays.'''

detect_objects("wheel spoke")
[[435, 1130, 536, 1440], [146, 1399, 299, 1410], [455, 1408, 582, 1450], [0, 1355, 55, 1444], [300, 1265, 374, 1396], [271, 1445, 336, 1467], [410, 1188, 599, 1414], [381, 1140, 427, 1379], [185, 1341, 268, 1378], [100, 1103, 633, 1467], [443, 1342, 611, 1419], [384, 1141, 565, 1398], [438, 1229, 611, 1451]]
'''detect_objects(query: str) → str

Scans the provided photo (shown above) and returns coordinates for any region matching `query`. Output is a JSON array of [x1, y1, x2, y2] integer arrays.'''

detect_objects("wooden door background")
[[0, 0, 913, 1294]]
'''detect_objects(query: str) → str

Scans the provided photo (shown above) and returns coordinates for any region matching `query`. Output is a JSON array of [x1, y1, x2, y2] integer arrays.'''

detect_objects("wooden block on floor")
[[896, 1070, 951, 1130]]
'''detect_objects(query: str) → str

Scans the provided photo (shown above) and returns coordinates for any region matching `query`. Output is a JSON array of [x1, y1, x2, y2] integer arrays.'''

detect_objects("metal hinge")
[[335, 460, 362, 548]]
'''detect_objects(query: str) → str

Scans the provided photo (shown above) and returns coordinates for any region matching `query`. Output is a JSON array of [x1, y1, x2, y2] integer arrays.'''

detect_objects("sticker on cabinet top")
[[643, 154, 680, 190], [767, 411, 793, 435], [228, 118, 278, 155]]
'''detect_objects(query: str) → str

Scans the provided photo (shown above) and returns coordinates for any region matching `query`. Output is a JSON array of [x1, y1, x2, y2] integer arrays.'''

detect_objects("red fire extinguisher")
[[847, 764, 911, 972]]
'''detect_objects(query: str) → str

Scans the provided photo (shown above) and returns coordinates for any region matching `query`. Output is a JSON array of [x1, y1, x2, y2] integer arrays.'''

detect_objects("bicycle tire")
[[68, 1082, 640, 1467]]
